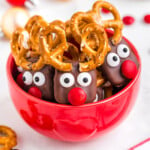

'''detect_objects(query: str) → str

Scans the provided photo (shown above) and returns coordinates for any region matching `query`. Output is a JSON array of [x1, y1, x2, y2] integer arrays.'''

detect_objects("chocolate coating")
[[54, 61, 97, 104], [102, 38, 139, 87]]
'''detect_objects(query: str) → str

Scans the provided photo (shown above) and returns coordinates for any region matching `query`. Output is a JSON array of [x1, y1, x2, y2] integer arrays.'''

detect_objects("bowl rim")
[[7, 36, 141, 108]]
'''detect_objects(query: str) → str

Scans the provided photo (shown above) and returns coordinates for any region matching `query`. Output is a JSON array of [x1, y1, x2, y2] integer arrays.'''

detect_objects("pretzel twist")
[[80, 23, 110, 72], [92, 0, 123, 45], [70, 12, 97, 44], [0, 126, 17, 150], [51, 20, 65, 30], [49, 20, 66, 47], [65, 20, 72, 39], [29, 19, 48, 51], [39, 24, 72, 71], [25, 15, 44, 33], [11, 29, 45, 71]]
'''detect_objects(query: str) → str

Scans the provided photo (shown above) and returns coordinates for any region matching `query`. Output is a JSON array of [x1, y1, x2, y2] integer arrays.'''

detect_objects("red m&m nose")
[[121, 60, 138, 79], [28, 87, 42, 99], [68, 87, 87, 106]]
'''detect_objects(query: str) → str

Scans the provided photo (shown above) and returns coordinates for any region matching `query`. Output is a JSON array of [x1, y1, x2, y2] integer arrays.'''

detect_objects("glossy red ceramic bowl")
[[6, 37, 141, 142]]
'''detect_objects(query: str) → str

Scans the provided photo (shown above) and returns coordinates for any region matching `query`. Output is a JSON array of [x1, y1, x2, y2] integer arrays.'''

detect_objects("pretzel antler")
[[11, 29, 45, 71], [24, 15, 49, 51], [25, 15, 44, 32], [39, 23, 72, 72], [70, 12, 97, 44], [92, 0, 123, 45], [29, 19, 48, 51], [80, 23, 110, 72]]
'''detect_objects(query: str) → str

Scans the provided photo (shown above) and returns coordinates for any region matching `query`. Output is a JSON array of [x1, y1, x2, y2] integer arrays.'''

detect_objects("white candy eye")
[[17, 66, 23, 72], [107, 52, 120, 67], [33, 72, 46, 86], [117, 44, 130, 58], [23, 71, 32, 85], [60, 73, 75, 88], [77, 72, 92, 87]]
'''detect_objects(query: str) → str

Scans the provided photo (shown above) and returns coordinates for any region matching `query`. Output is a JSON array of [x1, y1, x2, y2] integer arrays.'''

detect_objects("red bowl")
[[6, 37, 141, 142]]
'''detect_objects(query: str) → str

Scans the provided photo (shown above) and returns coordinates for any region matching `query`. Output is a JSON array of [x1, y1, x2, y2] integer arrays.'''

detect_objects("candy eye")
[[117, 44, 130, 58], [77, 72, 92, 87], [33, 72, 46, 86], [60, 73, 75, 88], [17, 66, 23, 72], [23, 71, 32, 85], [107, 52, 120, 67]]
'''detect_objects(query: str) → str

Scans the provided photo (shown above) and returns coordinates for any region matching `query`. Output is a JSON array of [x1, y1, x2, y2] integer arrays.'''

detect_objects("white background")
[[0, 0, 150, 149]]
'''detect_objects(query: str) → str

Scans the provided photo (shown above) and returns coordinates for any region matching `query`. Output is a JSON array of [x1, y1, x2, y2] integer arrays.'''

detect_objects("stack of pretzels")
[[11, 0, 123, 73]]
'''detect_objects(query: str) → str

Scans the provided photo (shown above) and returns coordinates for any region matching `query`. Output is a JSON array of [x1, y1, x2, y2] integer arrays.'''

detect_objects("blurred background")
[[0, 0, 150, 149]]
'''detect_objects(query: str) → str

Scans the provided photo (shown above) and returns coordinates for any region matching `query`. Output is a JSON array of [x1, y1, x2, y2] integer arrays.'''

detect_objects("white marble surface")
[[0, 0, 150, 149]]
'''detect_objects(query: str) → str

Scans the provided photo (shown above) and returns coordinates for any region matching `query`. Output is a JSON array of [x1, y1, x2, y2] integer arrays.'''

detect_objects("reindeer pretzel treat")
[[0, 126, 17, 150]]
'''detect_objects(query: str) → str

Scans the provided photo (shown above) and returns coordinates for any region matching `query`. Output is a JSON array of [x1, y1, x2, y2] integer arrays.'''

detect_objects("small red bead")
[[28, 87, 42, 99], [123, 16, 135, 25], [6, 0, 26, 6], [121, 60, 138, 79], [16, 73, 24, 88], [68, 87, 86, 106], [101, 8, 110, 14], [144, 14, 150, 24]]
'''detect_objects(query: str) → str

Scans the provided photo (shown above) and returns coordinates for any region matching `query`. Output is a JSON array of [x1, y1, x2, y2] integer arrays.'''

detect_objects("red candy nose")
[[121, 60, 138, 79], [68, 87, 87, 106], [28, 87, 42, 99]]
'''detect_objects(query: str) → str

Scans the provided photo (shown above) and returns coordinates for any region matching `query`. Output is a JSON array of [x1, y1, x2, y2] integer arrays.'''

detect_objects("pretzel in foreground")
[[0, 126, 17, 150]]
